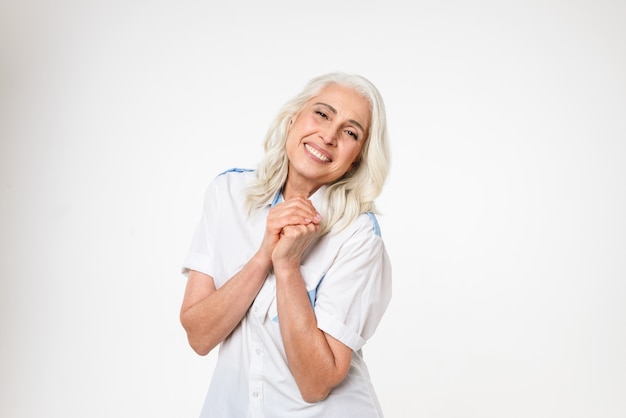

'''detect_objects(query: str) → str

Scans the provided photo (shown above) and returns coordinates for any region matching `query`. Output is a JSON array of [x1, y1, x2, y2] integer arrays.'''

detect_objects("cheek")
[[285, 132, 301, 158], [348, 147, 362, 164], [294, 114, 319, 132], [337, 150, 361, 174], [286, 129, 301, 146]]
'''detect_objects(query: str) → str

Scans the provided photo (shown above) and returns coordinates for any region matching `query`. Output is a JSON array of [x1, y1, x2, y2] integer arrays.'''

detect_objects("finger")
[[285, 198, 321, 221], [270, 203, 321, 226]]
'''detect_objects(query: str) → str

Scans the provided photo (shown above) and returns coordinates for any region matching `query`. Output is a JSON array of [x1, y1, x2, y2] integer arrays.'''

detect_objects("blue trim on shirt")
[[367, 212, 382, 237], [218, 167, 254, 176], [272, 273, 326, 323], [271, 190, 283, 207], [307, 273, 326, 306]]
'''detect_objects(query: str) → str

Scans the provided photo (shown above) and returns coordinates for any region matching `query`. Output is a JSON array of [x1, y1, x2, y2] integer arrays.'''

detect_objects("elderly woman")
[[180, 72, 392, 417]]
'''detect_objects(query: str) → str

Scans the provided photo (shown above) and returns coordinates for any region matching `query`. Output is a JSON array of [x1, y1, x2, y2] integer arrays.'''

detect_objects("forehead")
[[307, 84, 371, 127]]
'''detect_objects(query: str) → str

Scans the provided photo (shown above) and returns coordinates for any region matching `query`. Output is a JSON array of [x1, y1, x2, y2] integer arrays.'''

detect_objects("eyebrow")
[[313, 102, 366, 134]]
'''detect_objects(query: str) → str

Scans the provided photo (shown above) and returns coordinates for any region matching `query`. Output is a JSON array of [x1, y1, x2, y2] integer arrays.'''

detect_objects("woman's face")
[[285, 83, 371, 196]]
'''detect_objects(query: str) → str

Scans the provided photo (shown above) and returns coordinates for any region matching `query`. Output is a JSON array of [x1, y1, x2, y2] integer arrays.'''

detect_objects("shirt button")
[[252, 391, 259, 398], [255, 349, 261, 355], [253, 306, 258, 313]]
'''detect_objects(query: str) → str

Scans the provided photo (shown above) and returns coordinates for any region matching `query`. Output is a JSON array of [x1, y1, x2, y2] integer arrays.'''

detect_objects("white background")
[[1, 1, 625, 417]]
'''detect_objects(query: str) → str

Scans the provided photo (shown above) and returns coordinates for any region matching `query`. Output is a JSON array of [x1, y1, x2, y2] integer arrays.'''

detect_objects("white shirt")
[[182, 168, 392, 418]]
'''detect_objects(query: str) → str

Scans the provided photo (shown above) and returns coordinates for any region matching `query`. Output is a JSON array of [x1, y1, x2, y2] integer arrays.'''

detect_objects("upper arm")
[[314, 219, 392, 352]]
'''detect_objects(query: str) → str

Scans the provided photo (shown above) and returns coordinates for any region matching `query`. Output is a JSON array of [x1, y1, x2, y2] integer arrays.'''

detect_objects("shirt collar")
[[270, 185, 327, 208]]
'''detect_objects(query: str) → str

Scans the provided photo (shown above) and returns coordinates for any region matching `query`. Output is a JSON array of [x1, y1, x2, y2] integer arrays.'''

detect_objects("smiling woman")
[[179, 72, 392, 417], [284, 84, 370, 200]]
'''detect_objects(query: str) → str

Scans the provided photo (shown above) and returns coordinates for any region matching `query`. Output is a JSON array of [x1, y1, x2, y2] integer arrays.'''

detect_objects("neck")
[[282, 181, 320, 201]]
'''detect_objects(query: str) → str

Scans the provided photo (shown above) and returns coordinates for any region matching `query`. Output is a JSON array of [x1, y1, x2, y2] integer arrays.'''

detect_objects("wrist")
[[272, 258, 301, 276]]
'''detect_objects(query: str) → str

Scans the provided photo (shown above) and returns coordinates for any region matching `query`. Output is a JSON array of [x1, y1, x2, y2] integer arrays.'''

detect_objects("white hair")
[[245, 72, 391, 235]]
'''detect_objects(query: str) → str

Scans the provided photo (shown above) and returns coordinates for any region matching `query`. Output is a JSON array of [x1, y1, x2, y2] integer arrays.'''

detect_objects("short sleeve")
[[313, 214, 392, 351], [181, 178, 220, 278]]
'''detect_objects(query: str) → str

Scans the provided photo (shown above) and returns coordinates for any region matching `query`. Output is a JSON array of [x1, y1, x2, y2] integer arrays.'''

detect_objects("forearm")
[[181, 254, 271, 355], [275, 264, 349, 403]]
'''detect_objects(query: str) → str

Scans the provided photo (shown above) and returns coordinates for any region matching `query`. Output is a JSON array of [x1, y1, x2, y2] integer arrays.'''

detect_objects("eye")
[[315, 110, 329, 119], [344, 130, 359, 141]]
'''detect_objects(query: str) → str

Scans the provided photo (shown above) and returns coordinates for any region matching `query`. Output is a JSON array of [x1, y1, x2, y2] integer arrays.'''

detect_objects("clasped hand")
[[262, 196, 322, 269]]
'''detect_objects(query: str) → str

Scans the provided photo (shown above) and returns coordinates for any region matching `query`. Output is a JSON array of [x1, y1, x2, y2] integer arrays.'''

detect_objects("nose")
[[320, 126, 338, 146]]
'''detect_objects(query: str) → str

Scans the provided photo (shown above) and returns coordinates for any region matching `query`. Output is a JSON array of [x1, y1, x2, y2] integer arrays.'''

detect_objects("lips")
[[305, 143, 331, 162]]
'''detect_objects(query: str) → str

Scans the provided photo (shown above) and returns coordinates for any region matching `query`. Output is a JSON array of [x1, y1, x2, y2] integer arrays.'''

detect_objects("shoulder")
[[202, 167, 255, 202], [217, 167, 255, 176], [210, 167, 255, 188], [364, 212, 383, 238], [349, 211, 384, 238], [332, 211, 385, 247]]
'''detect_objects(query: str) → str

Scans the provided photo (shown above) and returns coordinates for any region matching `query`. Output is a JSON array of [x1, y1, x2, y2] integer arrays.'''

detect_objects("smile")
[[305, 144, 330, 162]]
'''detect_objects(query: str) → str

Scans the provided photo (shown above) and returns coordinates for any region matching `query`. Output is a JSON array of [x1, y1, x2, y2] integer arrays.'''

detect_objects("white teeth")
[[305, 144, 330, 162]]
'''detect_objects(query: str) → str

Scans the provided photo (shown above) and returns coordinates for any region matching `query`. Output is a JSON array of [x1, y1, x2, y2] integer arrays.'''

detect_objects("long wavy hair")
[[245, 72, 391, 235]]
